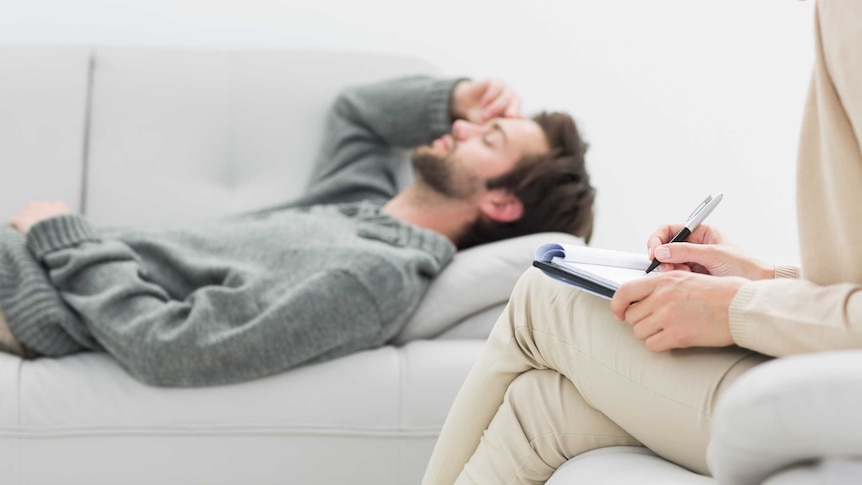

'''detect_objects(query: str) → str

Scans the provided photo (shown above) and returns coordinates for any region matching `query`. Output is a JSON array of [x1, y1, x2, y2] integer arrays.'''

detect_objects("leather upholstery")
[[3, 45, 857, 484]]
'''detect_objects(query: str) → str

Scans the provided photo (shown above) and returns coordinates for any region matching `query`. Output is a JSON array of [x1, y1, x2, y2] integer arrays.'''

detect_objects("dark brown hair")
[[456, 112, 596, 249]]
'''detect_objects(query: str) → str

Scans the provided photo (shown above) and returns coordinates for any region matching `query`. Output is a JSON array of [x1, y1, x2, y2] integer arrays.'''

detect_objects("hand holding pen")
[[643, 193, 776, 280], [645, 193, 724, 274]]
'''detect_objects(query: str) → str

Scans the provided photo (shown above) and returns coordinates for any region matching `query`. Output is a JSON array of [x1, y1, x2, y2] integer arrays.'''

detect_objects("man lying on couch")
[[0, 75, 596, 387]]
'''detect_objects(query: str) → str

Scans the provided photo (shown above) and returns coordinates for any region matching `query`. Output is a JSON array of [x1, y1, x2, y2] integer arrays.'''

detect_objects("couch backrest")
[[0, 46, 440, 225], [0, 44, 585, 344], [0, 46, 91, 220]]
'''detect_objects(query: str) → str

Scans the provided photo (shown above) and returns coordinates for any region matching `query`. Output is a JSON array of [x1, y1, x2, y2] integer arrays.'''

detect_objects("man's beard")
[[411, 150, 481, 200]]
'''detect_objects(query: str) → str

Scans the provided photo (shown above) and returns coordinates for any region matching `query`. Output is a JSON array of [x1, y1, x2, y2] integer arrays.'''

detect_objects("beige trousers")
[[422, 269, 769, 485]]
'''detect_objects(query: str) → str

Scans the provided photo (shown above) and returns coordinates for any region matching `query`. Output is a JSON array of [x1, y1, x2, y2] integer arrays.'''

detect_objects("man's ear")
[[477, 189, 524, 223]]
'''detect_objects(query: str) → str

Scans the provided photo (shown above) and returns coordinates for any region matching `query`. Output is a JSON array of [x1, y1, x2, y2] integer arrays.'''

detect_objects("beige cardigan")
[[729, 0, 862, 356]]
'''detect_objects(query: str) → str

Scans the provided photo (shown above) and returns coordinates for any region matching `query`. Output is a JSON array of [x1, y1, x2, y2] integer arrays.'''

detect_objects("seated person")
[[422, 1, 862, 483], [0, 75, 596, 387]]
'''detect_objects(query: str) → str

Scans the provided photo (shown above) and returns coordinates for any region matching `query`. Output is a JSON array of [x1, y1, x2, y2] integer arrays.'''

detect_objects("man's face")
[[412, 118, 550, 199]]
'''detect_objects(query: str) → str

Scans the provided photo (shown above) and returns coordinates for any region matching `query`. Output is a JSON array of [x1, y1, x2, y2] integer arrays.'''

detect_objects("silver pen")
[[645, 193, 724, 274]]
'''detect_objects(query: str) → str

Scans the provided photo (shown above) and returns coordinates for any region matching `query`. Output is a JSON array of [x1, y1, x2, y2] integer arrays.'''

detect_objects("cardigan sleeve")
[[301, 76, 460, 205], [25, 215, 405, 387], [728, 276, 862, 357]]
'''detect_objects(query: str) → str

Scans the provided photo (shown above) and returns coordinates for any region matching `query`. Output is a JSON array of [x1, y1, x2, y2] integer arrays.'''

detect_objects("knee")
[[507, 367, 555, 390], [503, 369, 566, 418], [509, 267, 550, 305], [515, 267, 546, 290]]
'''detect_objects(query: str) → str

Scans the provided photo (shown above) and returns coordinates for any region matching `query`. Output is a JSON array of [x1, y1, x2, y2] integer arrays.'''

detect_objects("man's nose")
[[451, 120, 484, 140]]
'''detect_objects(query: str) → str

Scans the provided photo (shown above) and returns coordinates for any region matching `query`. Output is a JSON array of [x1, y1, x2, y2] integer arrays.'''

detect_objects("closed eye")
[[483, 123, 508, 149], [482, 133, 496, 147]]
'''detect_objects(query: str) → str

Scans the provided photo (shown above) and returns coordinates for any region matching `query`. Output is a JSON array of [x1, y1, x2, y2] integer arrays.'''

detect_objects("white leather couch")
[[0, 44, 582, 485], [1, 45, 860, 485]]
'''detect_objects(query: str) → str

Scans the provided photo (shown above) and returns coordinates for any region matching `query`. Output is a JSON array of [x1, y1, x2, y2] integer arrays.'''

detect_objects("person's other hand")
[[10, 201, 72, 234], [451, 79, 523, 124], [610, 271, 746, 352], [647, 223, 774, 280]]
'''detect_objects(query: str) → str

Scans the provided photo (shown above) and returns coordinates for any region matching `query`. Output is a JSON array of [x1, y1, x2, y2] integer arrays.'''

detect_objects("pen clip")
[[686, 195, 713, 224]]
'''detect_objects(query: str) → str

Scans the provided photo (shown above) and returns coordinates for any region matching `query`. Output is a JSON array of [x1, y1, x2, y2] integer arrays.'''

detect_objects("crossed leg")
[[423, 268, 769, 485]]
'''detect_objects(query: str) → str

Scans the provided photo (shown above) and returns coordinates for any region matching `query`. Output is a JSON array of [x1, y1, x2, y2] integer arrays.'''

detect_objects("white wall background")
[[0, 0, 815, 264]]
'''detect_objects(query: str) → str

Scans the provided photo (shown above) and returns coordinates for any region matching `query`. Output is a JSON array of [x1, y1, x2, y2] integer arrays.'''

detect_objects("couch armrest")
[[392, 232, 583, 344], [710, 350, 862, 485]]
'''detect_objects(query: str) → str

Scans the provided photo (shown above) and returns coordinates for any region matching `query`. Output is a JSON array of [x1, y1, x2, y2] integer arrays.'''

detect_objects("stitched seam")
[[0, 426, 442, 438], [79, 49, 95, 216], [15, 358, 23, 485], [396, 346, 406, 431]]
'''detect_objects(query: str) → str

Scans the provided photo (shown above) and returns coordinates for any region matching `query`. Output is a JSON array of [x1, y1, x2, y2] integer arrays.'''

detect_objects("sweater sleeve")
[[26, 215, 396, 387], [728, 277, 862, 357], [301, 76, 461, 204]]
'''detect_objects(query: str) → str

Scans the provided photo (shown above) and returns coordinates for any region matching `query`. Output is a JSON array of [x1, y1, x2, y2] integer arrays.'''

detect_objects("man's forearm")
[[331, 76, 460, 148], [301, 76, 461, 201]]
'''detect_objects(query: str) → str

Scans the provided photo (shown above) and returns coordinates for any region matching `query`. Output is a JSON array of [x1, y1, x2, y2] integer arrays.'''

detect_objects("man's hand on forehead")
[[451, 78, 524, 125]]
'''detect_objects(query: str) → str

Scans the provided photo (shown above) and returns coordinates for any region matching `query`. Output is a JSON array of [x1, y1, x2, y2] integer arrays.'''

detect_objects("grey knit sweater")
[[0, 76, 458, 386]]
